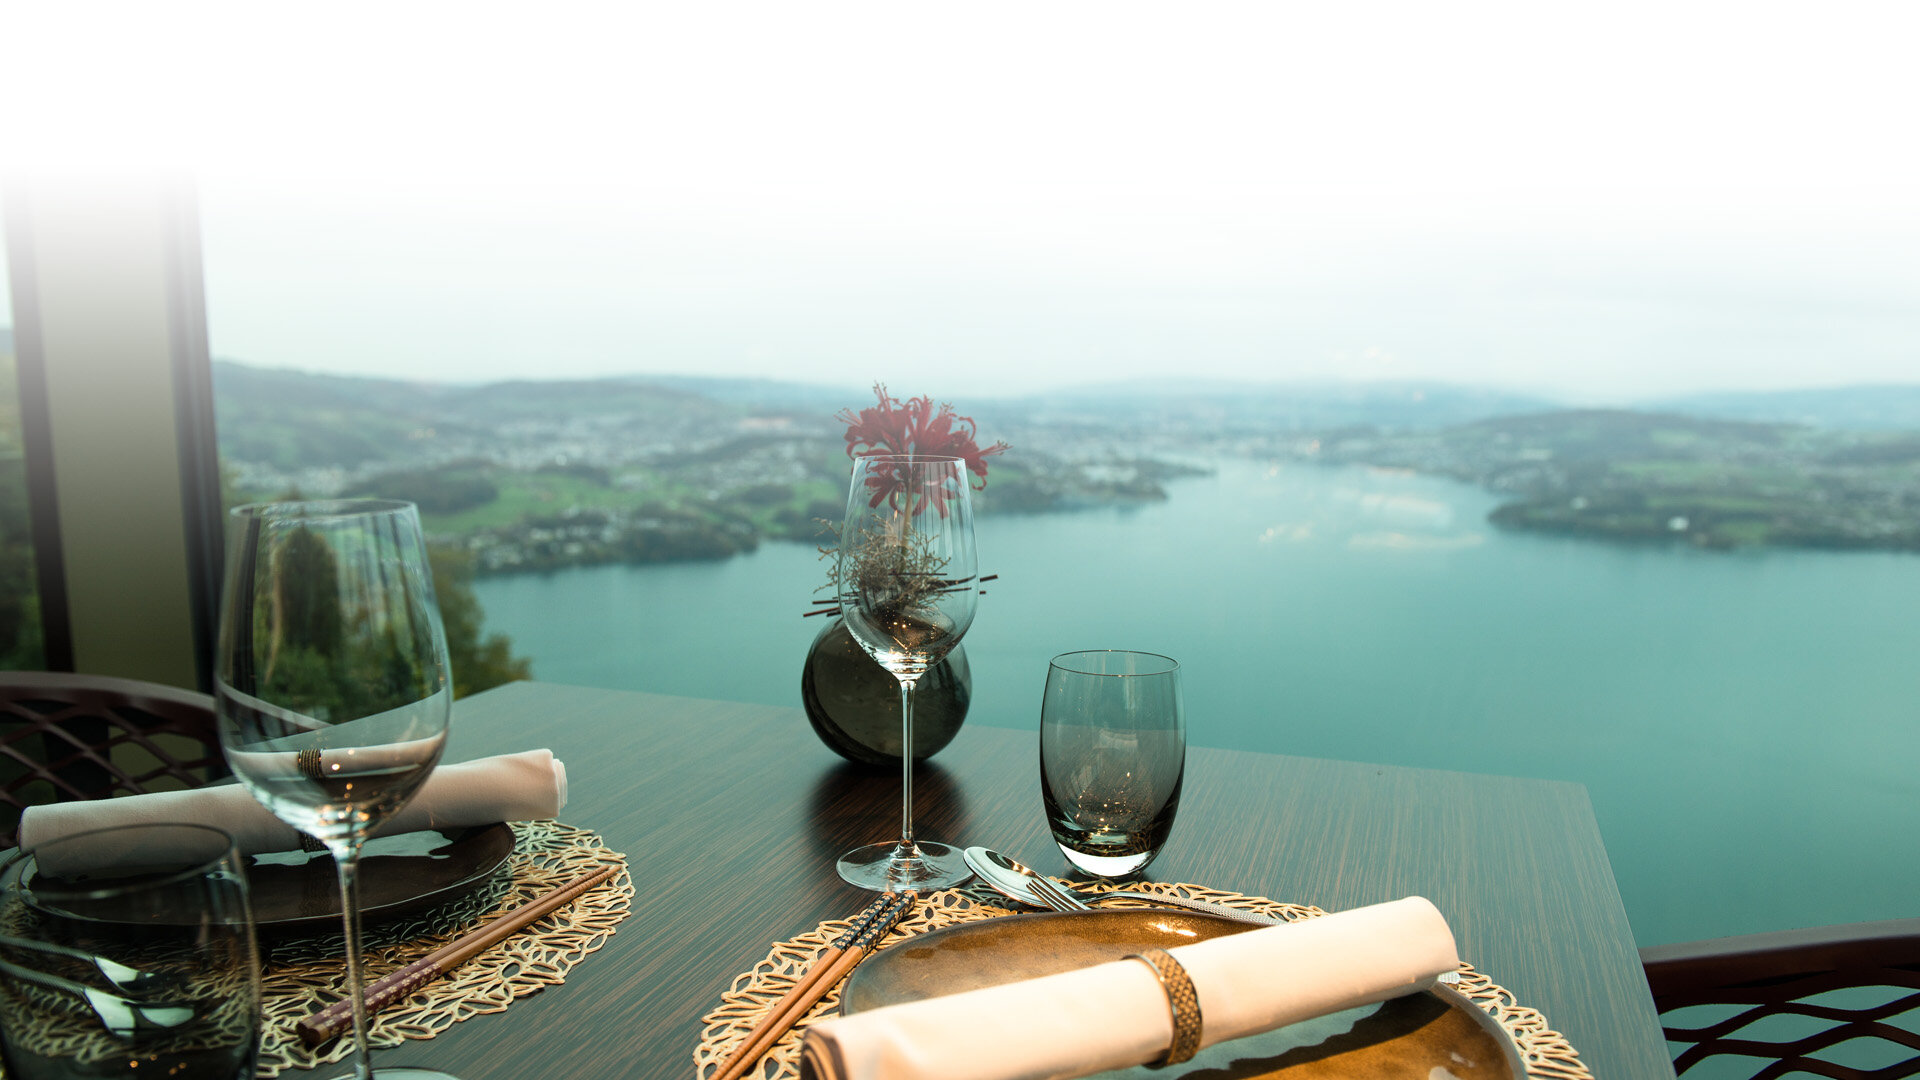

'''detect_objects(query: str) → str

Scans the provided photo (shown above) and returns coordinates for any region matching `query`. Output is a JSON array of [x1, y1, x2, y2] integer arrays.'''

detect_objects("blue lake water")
[[471, 457, 1920, 947]]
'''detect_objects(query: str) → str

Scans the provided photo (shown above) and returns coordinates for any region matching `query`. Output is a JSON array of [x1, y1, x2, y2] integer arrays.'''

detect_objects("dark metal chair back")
[[1642, 919, 1920, 1078], [0, 672, 227, 848]]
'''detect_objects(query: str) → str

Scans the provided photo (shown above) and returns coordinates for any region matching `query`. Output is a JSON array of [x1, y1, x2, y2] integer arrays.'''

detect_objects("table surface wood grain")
[[357, 680, 1673, 1080]]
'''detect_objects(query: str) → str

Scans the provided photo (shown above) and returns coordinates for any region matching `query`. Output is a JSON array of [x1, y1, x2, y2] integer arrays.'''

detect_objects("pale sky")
[[8, 2, 1919, 401]]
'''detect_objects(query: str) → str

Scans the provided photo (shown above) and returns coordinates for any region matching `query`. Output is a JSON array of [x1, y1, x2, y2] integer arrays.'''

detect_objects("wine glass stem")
[[898, 675, 918, 853], [330, 839, 375, 1080]]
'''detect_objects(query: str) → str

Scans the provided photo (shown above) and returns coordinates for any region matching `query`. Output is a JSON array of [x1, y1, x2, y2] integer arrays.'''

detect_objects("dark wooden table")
[[369, 681, 1672, 1080]]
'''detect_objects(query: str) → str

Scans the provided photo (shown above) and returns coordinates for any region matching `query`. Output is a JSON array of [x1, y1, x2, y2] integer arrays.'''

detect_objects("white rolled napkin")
[[19, 749, 568, 872], [799, 896, 1459, 1080]]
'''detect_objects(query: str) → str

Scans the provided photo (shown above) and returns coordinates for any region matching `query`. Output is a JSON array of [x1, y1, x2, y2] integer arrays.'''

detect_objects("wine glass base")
[[837, 839, 973, 892]]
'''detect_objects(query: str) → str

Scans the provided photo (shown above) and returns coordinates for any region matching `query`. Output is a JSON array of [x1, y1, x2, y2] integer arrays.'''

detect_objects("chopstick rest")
[[1124, 949, 1202, 1066]]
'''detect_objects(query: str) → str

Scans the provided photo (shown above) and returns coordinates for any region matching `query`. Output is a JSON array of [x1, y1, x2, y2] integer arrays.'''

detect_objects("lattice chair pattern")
[[0, 671, 227, 848], [1641, 918, 1920, 1079]]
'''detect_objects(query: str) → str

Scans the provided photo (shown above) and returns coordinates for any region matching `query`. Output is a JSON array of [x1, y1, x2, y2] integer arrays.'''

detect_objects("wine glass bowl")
[[841, 608, 963, 678], [834, 455, 980, 891], [214, 500, 454, 1080]]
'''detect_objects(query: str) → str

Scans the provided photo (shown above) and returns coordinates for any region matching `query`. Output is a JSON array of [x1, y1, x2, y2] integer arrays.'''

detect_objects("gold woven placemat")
[[694, 880, 1593, 1080], [258, 819, 632, 1076]]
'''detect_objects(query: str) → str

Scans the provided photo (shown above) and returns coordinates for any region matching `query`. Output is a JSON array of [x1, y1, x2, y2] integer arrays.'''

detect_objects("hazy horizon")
[[209, 347, 1920, 410], [188, 203, 1919, 405], [6, 318, 1920, 408], [7, 5, 1916, 403]]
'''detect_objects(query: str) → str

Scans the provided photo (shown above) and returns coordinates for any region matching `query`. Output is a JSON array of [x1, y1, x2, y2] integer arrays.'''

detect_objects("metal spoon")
[[0, 933, 181, 996], [0, 957, 197, 1036], [962, 847, 1281, 925]]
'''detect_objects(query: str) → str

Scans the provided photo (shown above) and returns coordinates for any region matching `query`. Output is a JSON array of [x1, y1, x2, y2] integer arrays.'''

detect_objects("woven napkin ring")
[[292, 747, 330, 852], [1124, 949, 1202, 1067]]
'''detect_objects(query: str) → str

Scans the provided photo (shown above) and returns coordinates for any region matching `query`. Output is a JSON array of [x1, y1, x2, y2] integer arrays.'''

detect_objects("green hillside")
[[1305, 409, 1920, 550]]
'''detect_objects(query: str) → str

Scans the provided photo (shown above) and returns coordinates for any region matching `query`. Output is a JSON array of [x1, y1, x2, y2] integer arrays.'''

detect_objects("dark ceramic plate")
[[841, 908, 1525, 1079], [27, 824, 515, 937]]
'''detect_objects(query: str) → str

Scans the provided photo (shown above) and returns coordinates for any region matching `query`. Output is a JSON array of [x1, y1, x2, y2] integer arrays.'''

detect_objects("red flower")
[[837, 384, 1009, 515]]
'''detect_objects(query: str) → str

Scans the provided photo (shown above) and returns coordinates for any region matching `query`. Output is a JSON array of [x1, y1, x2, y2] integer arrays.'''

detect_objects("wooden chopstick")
[[711, 890, 917, 1080], [295, 863, 621, 1047]]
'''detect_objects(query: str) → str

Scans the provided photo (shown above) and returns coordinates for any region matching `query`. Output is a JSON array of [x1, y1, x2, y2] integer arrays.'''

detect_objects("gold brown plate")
[[840, 907, 1526, 1079]]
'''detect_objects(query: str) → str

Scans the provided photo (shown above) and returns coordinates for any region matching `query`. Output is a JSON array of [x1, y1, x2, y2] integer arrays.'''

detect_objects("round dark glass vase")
[[801, 616, 971, 768]]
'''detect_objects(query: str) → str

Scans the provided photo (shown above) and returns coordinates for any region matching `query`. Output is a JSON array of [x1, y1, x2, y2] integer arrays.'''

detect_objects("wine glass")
[[834, 455, 980, 891], [213, 500, 454, 1080]]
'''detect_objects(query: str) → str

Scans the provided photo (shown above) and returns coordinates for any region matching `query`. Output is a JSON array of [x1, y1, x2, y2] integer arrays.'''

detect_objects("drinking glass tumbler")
[[1040, 650, 1185, 877], [0, 824, 262, 1080]]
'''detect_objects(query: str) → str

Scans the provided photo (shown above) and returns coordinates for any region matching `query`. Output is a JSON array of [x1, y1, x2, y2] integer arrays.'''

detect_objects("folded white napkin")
[[18, 750, 568, 872], [799, 896, 1459, 1080]]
